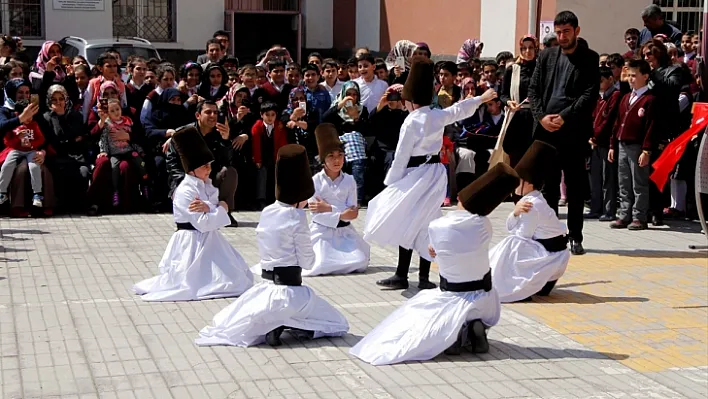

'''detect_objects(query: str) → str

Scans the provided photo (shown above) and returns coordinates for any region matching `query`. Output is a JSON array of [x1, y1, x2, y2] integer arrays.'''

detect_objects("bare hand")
[[608, 149, 615, 163], [513, 200, 533, 217], [186, 94, 199, 104], [638, 152, 650, 168], [394, 65, 402, 77], [216, 122, 230, 140], [286, 121, 297, 129], [33, 150, 45, 165], [346, 105, 360, 120], [236, 106, 249, 121], [309, 197, 332, 213], [109, 129, 130, 142], [232, 134, 248, 150], [97, 152, 108, 158], [540, 114, 562, 132], [291, 107, 306, 120], [552, 115, 564, 127], [75, 136, 83, 142], [177, 80, 188, 93], [165, 129, 176, 138], [46, 56, 60, 73], [428, 245, 437, 259], [507, 100, 520, 112], [162, 138, 172, 154], [256, 162, 262, 168], [340, 206, 359, 221], [19, 103, 38, 124], [588, 138, 596, 149], [479, 88, 497, 103], [338, 96, 356, 110], [189, 198, 210, 213]]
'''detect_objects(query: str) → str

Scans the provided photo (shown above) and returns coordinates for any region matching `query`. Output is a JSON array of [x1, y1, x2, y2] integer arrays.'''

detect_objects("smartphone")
[[99, 98, 108, 111], [217, 110, 226, 125], [30, 94, 39, 107], [395, 56, 405, 68], [386, 91, 401, 101], [298, 101, 307, 110], [345, 100, 353, 108]]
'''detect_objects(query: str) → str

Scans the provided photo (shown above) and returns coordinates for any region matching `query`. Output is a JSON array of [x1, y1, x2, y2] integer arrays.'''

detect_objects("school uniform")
[[195, 145, 349, 347], [305, 126, 370, 276], [611, 86, 657, 224], [354, 76, 388, 114], [133, 128, 253, 301], [125, 80, 154, 118], [489, 141, 570, 302], [351, 164, 519, 364], [253, 81, 293, 112], [589, 86, 621, 219], [251, 120, 288, 205]]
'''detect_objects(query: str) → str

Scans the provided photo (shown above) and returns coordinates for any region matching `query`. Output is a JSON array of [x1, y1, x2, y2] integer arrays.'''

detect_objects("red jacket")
[[251, 119, 288, 165], [0, 120, 53, 164], [592, 88, 621, 147], [611, 90, 656, 151]]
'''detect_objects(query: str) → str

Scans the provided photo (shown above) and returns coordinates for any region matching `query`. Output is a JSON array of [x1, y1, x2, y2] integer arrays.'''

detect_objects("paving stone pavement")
[[0, 203, 706, 399]]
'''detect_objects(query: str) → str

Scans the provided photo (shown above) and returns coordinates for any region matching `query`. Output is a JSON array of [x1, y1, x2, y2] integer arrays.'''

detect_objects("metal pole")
[[529, 0, 538, 36], [703, 0, 708, 56]]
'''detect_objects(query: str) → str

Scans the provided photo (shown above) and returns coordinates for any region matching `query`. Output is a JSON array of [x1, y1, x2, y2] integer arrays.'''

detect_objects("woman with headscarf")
[[86, 81, 143, 216], [41, 84, 89, 211], [384, 40, 417, 85], [143, 87, 191, 208], [456, 39, 484, 65], [0, 79, 56, 216], [282, 86, 319, 174], [197, 64, 229, 102], [29, 41, 79, 110], [498, 35, 539, 168]]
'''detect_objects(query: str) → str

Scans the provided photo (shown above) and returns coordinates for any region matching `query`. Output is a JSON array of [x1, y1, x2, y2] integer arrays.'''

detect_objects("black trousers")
[[541, 142, 589, 243]]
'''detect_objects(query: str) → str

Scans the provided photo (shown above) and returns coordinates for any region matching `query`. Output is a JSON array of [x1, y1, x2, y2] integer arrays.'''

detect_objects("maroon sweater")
[[592, 87, 621, 147], [611, 90, 657, 151]]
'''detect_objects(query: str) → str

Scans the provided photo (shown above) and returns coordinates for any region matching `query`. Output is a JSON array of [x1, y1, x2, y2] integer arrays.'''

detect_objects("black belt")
[[407, 154, 440, 168], [440, 270, 492, 292], [261, 266, 303, 286], [337, 220, 350, 228], [176, 222, 197, 231], [535, 235, 568, 252]]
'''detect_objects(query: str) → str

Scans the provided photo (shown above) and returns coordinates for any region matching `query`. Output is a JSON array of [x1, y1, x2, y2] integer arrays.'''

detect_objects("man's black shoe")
[[376, 275, 409, 289], [265, 326, 285, 346], [469, 320, 489, 353], [570, 240, 586, 255]]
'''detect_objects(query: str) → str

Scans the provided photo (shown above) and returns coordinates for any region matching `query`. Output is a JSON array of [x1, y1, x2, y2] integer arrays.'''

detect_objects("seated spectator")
[[0, 79, 55, 216], [141, 63, 179, 123], [165, 100, 238, 226], [125, 57, 153, 116], [42, 84, 90, 212], [83, 52, 127, 122]]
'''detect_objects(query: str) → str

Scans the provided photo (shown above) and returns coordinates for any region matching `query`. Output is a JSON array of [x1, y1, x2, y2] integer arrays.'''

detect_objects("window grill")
[[113, 0, 175, 42], [0, 0, 42, 38], [655, 0, 704, 34]]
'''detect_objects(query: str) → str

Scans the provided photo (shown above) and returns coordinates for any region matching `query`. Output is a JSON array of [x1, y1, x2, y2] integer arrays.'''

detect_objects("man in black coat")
[[166, 100, 239, 226], [528, 10, 600, 255]]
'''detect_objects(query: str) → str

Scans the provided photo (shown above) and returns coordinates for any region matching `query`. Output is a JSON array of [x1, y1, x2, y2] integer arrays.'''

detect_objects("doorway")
[[232, 13, 300, 64]]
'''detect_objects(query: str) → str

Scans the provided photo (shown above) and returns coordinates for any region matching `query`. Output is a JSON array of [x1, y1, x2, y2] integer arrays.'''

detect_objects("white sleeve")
[[120, 90, 128, 109], [174, 185, 230, 232], [82, 85, 94, 122], [345, 175, 358, 209], [140, 99, 152, 124], [294, 211, 316, 270], [678, 93, 690, 113], [509, 208, 539, 238], [384, 118, 416, 185], [439, 96, 485, 126], [310, 182, 342, 228]]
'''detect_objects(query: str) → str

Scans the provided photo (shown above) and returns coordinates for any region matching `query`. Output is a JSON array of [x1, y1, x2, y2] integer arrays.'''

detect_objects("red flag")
[[650, 103, 708, 191]]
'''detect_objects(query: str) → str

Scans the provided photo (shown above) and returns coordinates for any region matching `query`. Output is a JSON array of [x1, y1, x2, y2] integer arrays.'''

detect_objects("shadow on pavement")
[[1, 229, 49, 236], [557, 280, 612, 289], [528, 289, 649, 305]]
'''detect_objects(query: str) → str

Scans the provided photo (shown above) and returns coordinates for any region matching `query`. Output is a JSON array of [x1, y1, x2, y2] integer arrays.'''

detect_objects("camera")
[[386, 91, 401, 101]]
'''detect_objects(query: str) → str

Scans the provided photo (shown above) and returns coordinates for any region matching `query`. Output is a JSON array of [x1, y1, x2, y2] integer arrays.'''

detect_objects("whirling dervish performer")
[[350, 163, 520, 365], [195, 144, 349, 347], [489, 140, 571, 303], [304, 123, 370, 276], [364, 55, 498, 290], [133, 126, 253, 301]]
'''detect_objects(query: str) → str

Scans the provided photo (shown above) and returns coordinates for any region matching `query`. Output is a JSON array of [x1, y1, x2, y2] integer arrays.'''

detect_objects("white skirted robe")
[[489, 190, 571, 303], [350, 210, 501, 365], [133, 174, 254, 301], [305, 170, 370, 276], [195, 201, 349, 347], [364, 96, 486, 261]]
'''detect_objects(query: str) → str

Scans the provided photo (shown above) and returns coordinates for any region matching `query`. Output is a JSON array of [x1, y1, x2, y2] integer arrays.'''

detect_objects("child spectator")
[[238, 64, 259, 97], [609, 59, 656, 231], [252, 102, 288, 209], [456, 62, 472, 85], [436, 61, 461, 109], [337, 60, 350, 82], [0, 99, 45, 207], [347, 57, 359, 80], [588, 67, 621, 221], [98, 99, 148, 206], [286, 62, 302, 87], [227, 70, 239, 87], [197, 64, 228, 102], [320, 59, 343, 101], [440, 134, 454, 206], [354, 53, 389, 113], [125, 57, 152, 116], [623, 28, 641, 59], [375, 60, 388, 81]]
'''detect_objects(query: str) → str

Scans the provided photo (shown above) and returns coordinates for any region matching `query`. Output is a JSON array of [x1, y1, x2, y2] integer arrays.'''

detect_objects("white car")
[[57, 36, 161, 67]]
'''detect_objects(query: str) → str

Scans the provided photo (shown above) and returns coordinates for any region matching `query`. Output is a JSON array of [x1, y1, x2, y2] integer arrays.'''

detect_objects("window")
[[655, 0, 703, 33], [113, 0, 175, 42], [0, 0, 43, 38]]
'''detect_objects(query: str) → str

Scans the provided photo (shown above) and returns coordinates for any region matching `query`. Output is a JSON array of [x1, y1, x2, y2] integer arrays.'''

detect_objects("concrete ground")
[[0, 203, 706, 399]]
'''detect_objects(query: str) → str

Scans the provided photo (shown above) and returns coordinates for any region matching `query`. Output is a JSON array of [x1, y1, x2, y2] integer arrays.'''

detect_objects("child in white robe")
[[305, 123, 370, 276], [490, 141, 571, 303], [195, 144, 349, 347], [350, 164, 520, 365], [365, 55, 498, 290], [133, 126, 253, 301]]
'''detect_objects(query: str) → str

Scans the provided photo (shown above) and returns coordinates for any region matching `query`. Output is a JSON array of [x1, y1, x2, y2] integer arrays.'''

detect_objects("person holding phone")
[[367, 84, 408, 196], [29, 41, 66, 89], [282, 87, 318, 175], [384, 40, 417, 85]]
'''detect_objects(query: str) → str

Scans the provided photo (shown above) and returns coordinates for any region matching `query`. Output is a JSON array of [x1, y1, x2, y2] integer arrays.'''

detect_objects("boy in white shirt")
[[354, 53, 389, 113]]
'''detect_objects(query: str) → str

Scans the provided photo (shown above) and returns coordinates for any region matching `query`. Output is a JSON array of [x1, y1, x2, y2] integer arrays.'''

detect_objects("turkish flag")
[[650, 103, 708, 191]]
